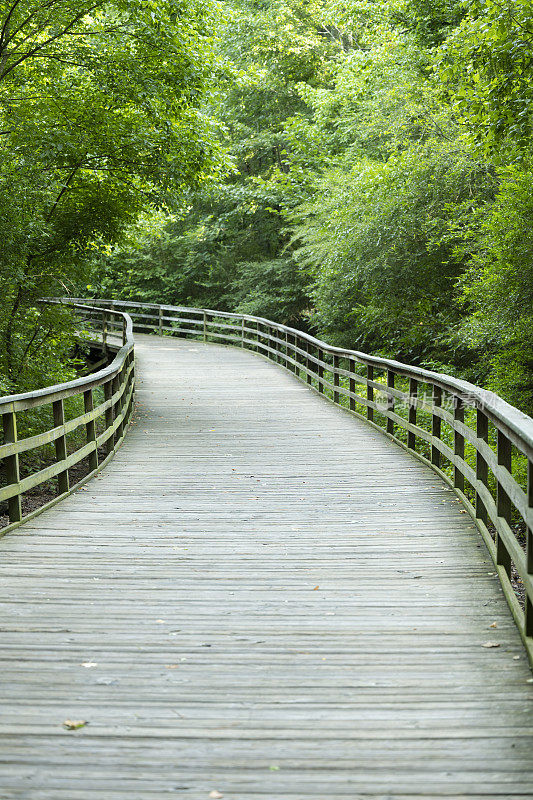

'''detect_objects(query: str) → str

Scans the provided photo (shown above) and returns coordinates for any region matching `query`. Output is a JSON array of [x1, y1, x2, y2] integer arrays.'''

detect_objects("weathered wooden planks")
[[0, 334, 532, 799]]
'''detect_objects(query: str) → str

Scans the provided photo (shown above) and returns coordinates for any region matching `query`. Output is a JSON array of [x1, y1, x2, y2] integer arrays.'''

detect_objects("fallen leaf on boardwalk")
[[63, 720, 87, 730], [312, 585, 319, 590], [165, 664, 180, 669], [489, 622, 498, 628], [80, 662, 98, 668], [209, 792, 223, 799], [482, 642, 500, 648]]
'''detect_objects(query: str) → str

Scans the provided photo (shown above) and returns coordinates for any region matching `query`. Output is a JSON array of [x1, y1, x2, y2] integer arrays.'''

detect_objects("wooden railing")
[[68, 298, 533, 664], [0, 301, 135, 532]]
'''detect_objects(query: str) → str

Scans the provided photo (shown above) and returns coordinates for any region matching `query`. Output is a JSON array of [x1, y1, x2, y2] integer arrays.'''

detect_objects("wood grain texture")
[[0, 335, 532, 799]]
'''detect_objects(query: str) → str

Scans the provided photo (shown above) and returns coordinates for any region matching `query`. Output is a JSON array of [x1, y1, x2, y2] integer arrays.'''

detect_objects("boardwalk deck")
[[0, 334, 532, 799]]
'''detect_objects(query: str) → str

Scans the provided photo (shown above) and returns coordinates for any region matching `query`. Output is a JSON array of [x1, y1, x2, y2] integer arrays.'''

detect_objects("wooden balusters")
[[349, 358, 356, 411], [431, 386, 442, 468], [102, 310, 108, 356], [496, 430, 512, 578], [53, 399, 69, 495], [288, 332, 294, 371], [118, 371, 126, 442], [333, 355, 340, 404], [293, 334, 301, 376], [84, 389, 98, 472], [386, 370, 395, 434], [367, 365, 374, 422], [268, 325, 280, 364], [112, 374, 121, 445], [453, 396, 465, 493], [3, 410, 22, 522], [104, 380, 114, 454], [408, 378, 418, 451], [285, 332, 294, 372], [476, 409, 489, 525], [318, 349, 324, 393]]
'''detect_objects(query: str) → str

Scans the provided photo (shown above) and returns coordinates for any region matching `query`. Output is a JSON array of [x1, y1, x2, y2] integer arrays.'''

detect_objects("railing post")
[[476, 409, 489, 524], [318, 348, 324, 393], [266, 326, 272, 360], [526, 460, 533, 638], [306, 343, 312, 385], [53, 399, 69, 495], [127, 351, 135, 422], [496, 430, 512, 578], [333, 355, 340, 404], [104, 379, 114, 454], [159, 306, 163, 336], [431, 386, 442, 467], [122, 355, 132, 428], [122, 316, 126, 346], [289, 333, 295, 374], [386, 370, 395, 434], [454, 396, 465, 493], [367, 365, 374, 422], [291, 334, 298, 375], [241, 318, 245, 348], [408, 378, 418, 451], [102, 311, 108, 357], [114, 373, 123, 444], [203, 311, 207, 342], [3, 410, 22, 523], [84, 389, 98, 472], [349, 358, 356, 411]]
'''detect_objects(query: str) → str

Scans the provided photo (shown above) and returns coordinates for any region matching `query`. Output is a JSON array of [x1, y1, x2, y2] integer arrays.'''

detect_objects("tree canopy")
[[2, 0, 532, 415], [0, 0, 219, 391]]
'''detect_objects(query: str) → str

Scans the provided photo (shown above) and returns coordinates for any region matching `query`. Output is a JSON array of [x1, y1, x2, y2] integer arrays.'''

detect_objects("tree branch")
[[44, 158, 85, 223]]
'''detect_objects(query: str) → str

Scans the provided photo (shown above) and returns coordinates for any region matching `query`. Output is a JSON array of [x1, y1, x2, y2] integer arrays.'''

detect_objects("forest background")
[[1, 0, 532, 415]]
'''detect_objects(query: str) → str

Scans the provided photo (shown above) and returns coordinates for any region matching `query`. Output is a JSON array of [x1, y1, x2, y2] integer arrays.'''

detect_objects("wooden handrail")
[[61, 297, 533, 664], [0, 300, 135, 531]]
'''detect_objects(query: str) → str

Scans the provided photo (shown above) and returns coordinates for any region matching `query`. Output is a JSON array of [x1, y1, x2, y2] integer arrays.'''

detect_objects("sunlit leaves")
[[438, 0, 533, 161]]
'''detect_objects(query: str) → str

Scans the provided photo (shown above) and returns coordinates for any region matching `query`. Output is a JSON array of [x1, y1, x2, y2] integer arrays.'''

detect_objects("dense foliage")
[[2, 0, 532, 415], [0, 0, 219, 393]]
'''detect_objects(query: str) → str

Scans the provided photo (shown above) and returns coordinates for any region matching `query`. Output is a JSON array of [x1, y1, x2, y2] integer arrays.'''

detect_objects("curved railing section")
[[68, 298, 533, 662], [0, 301, 135, 532]]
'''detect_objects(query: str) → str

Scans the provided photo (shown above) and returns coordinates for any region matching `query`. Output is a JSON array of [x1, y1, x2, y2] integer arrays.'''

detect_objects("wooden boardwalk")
[[0, 334, 532, 799]]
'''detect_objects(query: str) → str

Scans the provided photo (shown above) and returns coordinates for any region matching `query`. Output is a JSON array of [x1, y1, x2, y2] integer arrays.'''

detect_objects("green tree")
[[455, 168, 533, 411], [0, 0, 219, 390], [439, 0, 533, 160]]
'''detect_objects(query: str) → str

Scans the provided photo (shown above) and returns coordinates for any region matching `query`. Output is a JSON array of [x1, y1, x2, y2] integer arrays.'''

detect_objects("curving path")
[[0, 335, 532, 798]]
